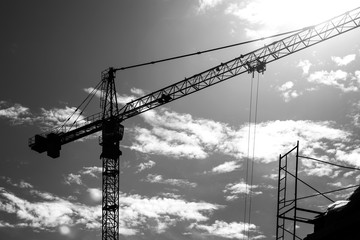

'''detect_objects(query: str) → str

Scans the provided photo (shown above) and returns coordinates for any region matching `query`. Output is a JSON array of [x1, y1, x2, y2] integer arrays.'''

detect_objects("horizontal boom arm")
[[29, 7, 360, 157]]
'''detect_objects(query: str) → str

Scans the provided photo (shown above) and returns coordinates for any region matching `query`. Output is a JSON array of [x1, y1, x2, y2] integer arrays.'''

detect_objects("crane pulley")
[[28, 6, 360, 240]]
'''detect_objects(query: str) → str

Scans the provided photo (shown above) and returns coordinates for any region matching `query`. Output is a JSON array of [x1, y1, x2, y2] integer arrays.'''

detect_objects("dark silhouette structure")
[[28, 7, 360, 240], [304, 187, 360, 240]]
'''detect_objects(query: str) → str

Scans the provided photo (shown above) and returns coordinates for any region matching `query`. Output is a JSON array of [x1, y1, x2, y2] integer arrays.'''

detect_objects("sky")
[[1, 0, 360, 240]]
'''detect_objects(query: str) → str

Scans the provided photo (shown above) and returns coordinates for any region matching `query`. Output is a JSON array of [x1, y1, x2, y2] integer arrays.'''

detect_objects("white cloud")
[[130, 109, 235, 159], [263, 173, 278, 180], [0, 103, 30, 119], [1, 177, 34, 189], [307, 70, 359, 92], [130, 125, 208, 159], [277, 81, 302, 102], [144, 174, 197, 188], [0, 220, 15, 228], [301, 159, 339, 178], [130, 107, 350, 167], [64, 173, 82, 185], [343, 171, 357, 178], [19, 181, 33, 189], [356, 71, 360, 82], [63, 166, 102, 187], [0, 189, 101, 231], [39, 106, 88, 131], [80, 166, 102, 178], [349, 100, 360, 128], [297, 60, 312, 75], [160, 192, 182, 199], [84, 87, 136, 105], [0, 181, 165, 233], [136, 160, 156, 173], [130, 87, 145, 96], [279, 81, 294, 92], [30, 189, 60, 201], [190, 220, 265, 239], [0, 101, 93, 134], [335, 149, 360, 167], [224, 181, 262, 201], [211, 161, 241, 174], [331, 54, 356, 66], [0, 102, 33, 125], [119, 192, 222, 235], [197, 0, 224, 13]]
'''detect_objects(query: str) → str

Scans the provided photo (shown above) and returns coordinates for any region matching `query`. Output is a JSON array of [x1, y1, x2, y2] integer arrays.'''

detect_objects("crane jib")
[[29, 7, 360, 156]]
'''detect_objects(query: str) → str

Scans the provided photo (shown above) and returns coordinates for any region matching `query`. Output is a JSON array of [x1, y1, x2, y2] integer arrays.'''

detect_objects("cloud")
[[63, 166, 102, 187], [263, 173, 278, 180], [84, 87, 143, 106], [127, 105, 360, 178], [0, 101, 92, 134], [190, 220, 265, 239], [331, 54, 356, 66], [119, 192, 222, 235], [224, 181, 262, 201], [277, 81, 302, 102], [335, 148, 360, 167], [129, 109, 236, 159], [64, 173, 82, 185], [307, 70, 359, 92], [210, 161, 241, 174], [30, 189, 60, 201], [0, 188, 101, 231], [144, 174, 197, 188], [297, 60, 312, 75], [136, 160, 156, 173], [130, 123, 208, 159], [197, 0, 224, 13], [1, 177, 34, 189], [130, 108, 351, 166], [130, 87, 145, 96], [0, 102, 33, 125], [349, 100, 360, 128], [301, 158, 340, 178], [80, 166, 102, 178], [39, 106, 89, 132]]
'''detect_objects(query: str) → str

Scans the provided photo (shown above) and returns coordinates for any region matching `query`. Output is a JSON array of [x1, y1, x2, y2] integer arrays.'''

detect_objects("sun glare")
[[279, 0, 360, 28], [232, 0, 360, 38], [59, 225, 71, 235]]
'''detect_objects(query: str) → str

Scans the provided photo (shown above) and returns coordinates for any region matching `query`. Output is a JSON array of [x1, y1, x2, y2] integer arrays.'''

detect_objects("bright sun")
[[231, 0, 360, 37], [278, 0, 360, 28]]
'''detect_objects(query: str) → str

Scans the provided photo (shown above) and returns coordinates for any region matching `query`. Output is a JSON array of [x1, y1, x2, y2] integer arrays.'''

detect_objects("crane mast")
[[28, 7, 360, 240], [99, 68, 123, 240]]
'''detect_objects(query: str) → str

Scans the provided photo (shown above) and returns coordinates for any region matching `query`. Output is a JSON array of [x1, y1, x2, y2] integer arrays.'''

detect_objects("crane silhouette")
[[29, 7, 360, 240]]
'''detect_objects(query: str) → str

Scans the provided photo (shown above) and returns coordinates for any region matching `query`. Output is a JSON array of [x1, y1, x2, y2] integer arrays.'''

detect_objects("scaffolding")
[[276, 142, 322, 240]]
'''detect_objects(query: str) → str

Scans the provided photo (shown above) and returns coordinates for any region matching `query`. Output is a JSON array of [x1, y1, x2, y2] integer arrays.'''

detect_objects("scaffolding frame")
[[276, 141, 322, 240]]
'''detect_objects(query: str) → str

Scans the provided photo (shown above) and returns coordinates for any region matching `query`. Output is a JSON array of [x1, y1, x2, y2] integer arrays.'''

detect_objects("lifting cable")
[[247, 72, 261, 239], [115, 28, 306, 71], [243, 71, 262, 240], [243, 71, 254, 239]]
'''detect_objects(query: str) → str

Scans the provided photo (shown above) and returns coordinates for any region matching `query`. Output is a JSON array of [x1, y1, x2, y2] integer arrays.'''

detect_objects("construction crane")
[[28, 7, 360, 240]]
